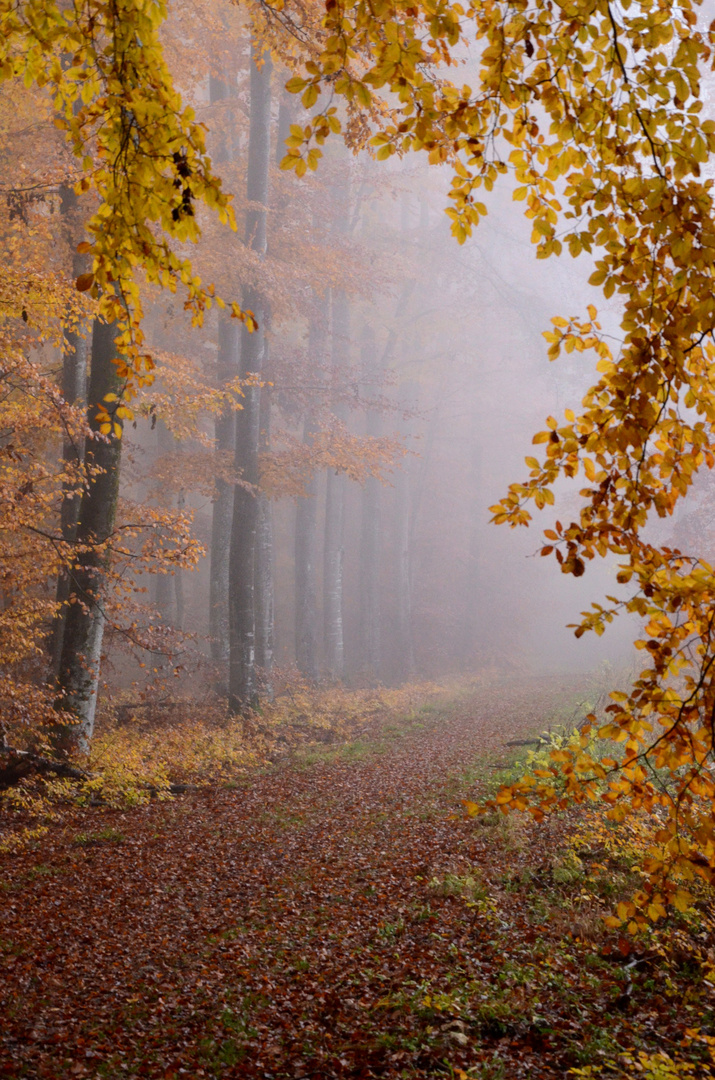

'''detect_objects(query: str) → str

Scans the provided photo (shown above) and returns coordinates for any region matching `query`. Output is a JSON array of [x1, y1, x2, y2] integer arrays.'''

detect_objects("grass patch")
[[73, 826, 125, 846]]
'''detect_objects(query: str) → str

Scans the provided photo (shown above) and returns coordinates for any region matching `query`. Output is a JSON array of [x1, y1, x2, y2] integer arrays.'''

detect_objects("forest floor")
[[1, 674, 714, 1080]]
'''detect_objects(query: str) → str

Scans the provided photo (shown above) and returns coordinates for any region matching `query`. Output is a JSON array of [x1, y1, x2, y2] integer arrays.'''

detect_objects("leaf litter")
[[1, 675, 714, 1079]]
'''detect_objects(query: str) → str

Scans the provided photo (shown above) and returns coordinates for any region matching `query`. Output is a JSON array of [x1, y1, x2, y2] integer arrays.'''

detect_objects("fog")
[[129, 87, 640, 692], [1, 9, 651, 731]]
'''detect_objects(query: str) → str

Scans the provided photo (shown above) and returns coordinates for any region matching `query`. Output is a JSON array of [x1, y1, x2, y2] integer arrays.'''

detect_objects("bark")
[[0, 741, 89, 789], [174, 487, 186, 632], [323, 289, 349, 680], [255, 359, 274, 695], [154, 419, 177, 624], [209, 316, 238, 666], [251, 83, 288, 694], [228, 45, 272, 713], [49, 184, 90, 674], [359, 327, 382, 684], [295, 414, 319, 681], [209, 65, 239, 670], [54, 317, 123, 753]]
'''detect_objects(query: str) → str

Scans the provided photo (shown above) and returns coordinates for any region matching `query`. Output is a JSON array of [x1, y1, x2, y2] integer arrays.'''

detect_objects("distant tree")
[[278, 0, 715, 920], [228, 43, 273, 713]]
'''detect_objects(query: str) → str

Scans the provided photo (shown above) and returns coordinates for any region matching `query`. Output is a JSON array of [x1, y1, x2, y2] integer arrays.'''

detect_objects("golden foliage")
[[0, 677, 443, 850], [0, 0, 253, 400], [268, 0, 715, 920]]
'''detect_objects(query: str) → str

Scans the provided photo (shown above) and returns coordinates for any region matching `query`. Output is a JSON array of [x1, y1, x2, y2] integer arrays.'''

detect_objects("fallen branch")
[[0, 740, 90, 790], [0, 738, 191, 796]]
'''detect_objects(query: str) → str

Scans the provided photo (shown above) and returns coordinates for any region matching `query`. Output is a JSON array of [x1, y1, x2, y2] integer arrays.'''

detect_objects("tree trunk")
[[208, 64, 239, 671], [255, 349, 274, 695], [210, 315, 238, 666], [359, 327, 381, 684], [154, 419, 177, 624], [228, 44, 272, 713], [54, 317, 122, 753], [174, 487, 186, 632], [251, 81, 289, 696], [49, 184, 90, 675], [393, 447, 416, 680], [462, 430, 482, 666], [323, 288, 349, 680], [295, 414, 319, 681]]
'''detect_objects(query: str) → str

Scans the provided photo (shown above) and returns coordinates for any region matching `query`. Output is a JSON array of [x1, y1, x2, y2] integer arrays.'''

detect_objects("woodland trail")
[[0, 676, 606, 1079]]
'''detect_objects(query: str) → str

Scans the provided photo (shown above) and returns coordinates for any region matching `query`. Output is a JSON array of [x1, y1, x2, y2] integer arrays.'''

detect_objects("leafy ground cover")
[[1, 675, 714, 1079]]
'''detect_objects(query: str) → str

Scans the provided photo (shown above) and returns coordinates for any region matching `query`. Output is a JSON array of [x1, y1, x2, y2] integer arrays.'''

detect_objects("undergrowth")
[[0, 677, 444, 852], [455, 724, 715, 1079]]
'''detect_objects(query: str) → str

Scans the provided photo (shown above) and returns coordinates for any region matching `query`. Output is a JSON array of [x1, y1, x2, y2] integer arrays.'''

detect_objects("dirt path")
[[0, 676, 588, 1079]]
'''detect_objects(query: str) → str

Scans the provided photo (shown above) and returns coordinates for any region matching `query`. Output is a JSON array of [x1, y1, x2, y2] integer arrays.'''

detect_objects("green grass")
[[73, 826, 125, 845]]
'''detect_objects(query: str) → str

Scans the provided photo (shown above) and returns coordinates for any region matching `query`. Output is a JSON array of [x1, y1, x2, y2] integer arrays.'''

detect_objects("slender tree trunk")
[[174, 487, 186, 632], [462, 430, 482, 666], [255, 347, 274, 695], [209, 65, 238, 670], [49, 184, 90, 675], [252, 88, 289, 695], [323, 288, 349, 680], [387, 380, 417, 681], [54, 317, 122, 753], [393, 448, 415, 680], [154, 561, 174, 623], [228, 44, 272, 713], [359, 327, 382, 684], [295, 414, 319, 681], [154, 419, 176, 624], [210, 316, 238, 665]]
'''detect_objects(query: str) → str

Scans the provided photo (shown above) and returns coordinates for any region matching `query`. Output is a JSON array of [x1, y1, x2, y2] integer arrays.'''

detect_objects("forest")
[[2, 0, 715, 1076]]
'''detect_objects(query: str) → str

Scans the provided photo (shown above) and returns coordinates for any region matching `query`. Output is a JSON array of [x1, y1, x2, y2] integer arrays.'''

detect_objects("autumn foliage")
[[270, 0, 715, 924], [3, 0, 715, 976]]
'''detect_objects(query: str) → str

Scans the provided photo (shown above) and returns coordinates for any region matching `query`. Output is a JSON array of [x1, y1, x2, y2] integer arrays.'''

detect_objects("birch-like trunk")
[[323, 288, 349, 680], [49, 184, 90, 675], [54, 317, 122, 753], [228, 44, 272, 713]]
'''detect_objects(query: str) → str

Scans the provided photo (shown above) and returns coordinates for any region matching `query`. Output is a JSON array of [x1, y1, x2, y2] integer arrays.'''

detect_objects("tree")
[[48, 184, 91, 676], [294, 315, 325, 682], [0, 0, 259, 752], [323, 218, 352, 680], [255, 355, 275, 691], [54, 316, 124, 752], [276, 0, 715, 917], [228, 43, 273, 713], [13, 0, 715, 925], [0, 0, 254, 391], [358, 326, 382, 683], [208, 67, 241, 671]]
